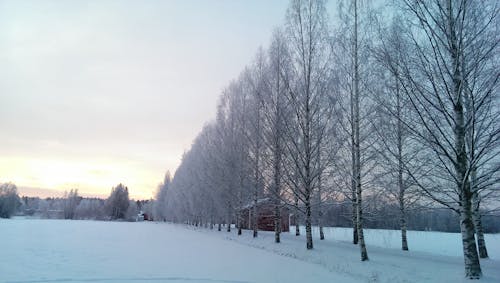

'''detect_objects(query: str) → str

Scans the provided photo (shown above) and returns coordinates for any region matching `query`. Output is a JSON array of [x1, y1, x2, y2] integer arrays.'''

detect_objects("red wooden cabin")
[[239, 198, 289, 232]]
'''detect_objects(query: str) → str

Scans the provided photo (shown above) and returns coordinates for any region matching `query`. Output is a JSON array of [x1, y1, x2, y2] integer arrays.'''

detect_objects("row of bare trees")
[[18, 184, 144, 221], [157, 0, 498, 279]]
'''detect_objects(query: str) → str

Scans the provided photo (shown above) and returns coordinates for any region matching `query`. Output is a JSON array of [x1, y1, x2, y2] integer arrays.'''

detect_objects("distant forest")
[[1, 183, 151, 222], [11, 195, 500, 234]]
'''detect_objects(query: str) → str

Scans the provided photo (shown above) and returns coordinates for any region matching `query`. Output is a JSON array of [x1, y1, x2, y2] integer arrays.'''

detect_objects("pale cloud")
[[0, 0, 288, 198]]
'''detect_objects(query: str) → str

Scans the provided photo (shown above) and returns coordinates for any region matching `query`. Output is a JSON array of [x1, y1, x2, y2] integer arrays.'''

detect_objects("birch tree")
[[334, 0, 376, 260], [244, 50, 268, 238], [154, 171, 171, 221], [393, 0, 499, 278], [217, 84, 252, 233], [352, 0, 368, 257], [332, 2, 380, 262], [284, 0, 331, 250], [372, 18, 426, 251], [461, 2, 499, 259], [262, 29, 292, 243]]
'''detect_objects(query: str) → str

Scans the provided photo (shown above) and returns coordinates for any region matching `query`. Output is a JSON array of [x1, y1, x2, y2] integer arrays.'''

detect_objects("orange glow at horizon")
[[0, 156, 163, 200]]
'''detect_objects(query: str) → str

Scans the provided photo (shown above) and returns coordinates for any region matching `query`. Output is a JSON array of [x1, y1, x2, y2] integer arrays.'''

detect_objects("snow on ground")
[[1, 218, 499, 283], [0, 218, 353, 283], [199, 225, 500, 283], [295, 225, 500, 259]]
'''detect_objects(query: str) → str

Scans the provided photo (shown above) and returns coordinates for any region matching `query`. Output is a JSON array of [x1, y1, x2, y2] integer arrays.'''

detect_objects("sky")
[[0, 0, 289, 199]]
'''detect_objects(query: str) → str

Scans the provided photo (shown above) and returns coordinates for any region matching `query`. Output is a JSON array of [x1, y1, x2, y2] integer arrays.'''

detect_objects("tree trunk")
[[273, 168, 281, 243], [448, 0, 481, 276], [396, 73, 408, 251], [350, 6, 358, 246], [471, 167, 488, 258], [356, 180, 368, 261], [473, 213, 488, 259], [294, 194, 300, 236], [252, 181, 259, 239], [238, 202, 242, 235], [253, 90, 262, 239], [352, 196, 358, 244], [319, 221, 325, 240], [253, 199, 258, 238], [472, 191, 488, 258], [316, 184, 324, 240], [218, 221, 221, 231], [274, 202, 281, 243], [274, 164, 281, 243], [400, 201, 408, 251], [252, 177, 259, 238], [237, 187, 243, 235], [462, 23, 488, 260], [273, 57, 283, 244], [354, 0, 367, 261], [460, 197, 482, 278], [305, 196, 313, 249]]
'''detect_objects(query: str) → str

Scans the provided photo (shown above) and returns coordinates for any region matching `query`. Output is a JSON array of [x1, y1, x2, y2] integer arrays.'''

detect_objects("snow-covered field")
[[0, 219, 499, 283], [295, 225, 500, 259]]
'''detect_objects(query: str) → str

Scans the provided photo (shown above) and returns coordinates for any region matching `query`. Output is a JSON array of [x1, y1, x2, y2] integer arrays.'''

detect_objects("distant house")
[[136, 212, 144, 222], [136, 211, 152, 222], [239, 198, 289, 232]]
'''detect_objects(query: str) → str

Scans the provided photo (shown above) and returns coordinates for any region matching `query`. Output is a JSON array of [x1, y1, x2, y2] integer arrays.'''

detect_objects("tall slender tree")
[[284, 0, 331, 250], [393, 0, 499, 278], [262, 29, 292, 243]]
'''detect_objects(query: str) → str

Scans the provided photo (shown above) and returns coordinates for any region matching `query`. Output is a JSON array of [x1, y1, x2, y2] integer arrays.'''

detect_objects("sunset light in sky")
[[0, 0, 288, 199]]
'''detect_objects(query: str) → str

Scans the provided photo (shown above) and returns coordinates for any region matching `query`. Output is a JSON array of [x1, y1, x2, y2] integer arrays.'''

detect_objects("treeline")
[[314, 202, 500, 233], [4, 183, 154, 222], [155, 0, 499, 279]]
